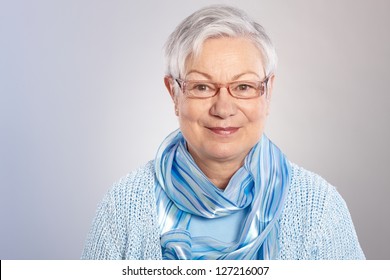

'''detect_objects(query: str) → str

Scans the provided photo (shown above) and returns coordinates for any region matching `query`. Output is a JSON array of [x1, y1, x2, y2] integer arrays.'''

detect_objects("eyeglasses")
[[174, 76, 270, 99]]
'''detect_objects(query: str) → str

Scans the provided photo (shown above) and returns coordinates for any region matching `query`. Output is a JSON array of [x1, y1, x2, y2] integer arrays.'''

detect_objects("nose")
[[209, 87, 237, 119]]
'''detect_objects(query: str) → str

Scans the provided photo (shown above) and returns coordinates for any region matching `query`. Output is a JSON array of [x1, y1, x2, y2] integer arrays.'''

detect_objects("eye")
[[184, 81, 216, 98], [230, 81, 260, 98], [194, 84, 210, 91], [187, 82, 215, 92], [234, 83, 255, 91]]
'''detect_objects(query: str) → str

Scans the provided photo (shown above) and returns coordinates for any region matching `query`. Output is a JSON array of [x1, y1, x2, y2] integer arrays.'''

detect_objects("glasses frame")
[[174, 75, 271, 99]]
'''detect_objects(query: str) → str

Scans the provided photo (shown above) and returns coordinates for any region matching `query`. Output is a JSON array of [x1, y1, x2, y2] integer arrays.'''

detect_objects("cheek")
[[241, 100, 269, 123], [178, 98, 209, 122]]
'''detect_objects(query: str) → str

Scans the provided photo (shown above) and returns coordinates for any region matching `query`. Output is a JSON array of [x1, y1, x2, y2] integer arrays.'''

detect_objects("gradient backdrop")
[[1, 0, 389, 259]]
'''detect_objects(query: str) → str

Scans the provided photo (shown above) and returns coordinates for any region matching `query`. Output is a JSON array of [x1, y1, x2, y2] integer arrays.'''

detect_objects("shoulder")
[[94, 160, 158, 235], [283, 163, 336, 218], [105, 160, 156, 204], [115, 160, 155, 191], [279, 162, 365, 259], [288, 162, 335, 205], [287, 163, 353, 221], [82, 161, 161, 259], [101, 161, 157, 225], [95, 160, 157, 227]]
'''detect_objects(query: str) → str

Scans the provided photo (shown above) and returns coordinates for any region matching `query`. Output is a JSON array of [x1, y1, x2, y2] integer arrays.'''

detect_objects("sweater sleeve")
[[312, 185, 365, 259]]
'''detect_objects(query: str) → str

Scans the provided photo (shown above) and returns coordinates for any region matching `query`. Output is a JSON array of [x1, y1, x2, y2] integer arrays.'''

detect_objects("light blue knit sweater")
[[81, 161, 365, 260]]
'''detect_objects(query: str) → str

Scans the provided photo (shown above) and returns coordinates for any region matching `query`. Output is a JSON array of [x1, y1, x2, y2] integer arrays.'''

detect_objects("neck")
[[190, 153, 245, 190]]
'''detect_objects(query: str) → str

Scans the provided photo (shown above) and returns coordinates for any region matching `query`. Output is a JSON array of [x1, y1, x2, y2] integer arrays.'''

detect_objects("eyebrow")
[[185, 70, 261, 80]]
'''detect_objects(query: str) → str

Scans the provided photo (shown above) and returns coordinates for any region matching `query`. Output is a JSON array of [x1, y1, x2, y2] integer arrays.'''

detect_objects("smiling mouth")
[[206, 127, 240, 136]]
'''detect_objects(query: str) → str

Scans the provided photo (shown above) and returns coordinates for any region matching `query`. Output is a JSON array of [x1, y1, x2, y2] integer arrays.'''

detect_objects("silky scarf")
[[154, 129, 291, 260]]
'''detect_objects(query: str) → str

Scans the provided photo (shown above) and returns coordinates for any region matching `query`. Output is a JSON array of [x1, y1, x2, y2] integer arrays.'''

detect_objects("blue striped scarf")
[[155, 129, 291, 259]]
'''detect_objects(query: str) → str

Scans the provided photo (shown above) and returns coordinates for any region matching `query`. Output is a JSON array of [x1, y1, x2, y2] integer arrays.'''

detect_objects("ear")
[[164, 76, 176, 100], [164, 76, 179, 116], [266, 74, 275, 115]]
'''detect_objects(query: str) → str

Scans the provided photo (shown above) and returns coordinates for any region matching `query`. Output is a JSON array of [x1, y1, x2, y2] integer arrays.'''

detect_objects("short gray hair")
[[164, 5, 277, 80]]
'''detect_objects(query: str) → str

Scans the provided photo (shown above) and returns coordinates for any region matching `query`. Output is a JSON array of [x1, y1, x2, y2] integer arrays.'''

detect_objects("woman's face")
[[166, 37, 274, 167]]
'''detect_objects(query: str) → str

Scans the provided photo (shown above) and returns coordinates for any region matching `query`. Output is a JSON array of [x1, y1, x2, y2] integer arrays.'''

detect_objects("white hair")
[[164, 4, 278, 81]]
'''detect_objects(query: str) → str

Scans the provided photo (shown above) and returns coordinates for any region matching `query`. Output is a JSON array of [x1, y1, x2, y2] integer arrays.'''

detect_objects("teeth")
[[220, 130, 232, 134]]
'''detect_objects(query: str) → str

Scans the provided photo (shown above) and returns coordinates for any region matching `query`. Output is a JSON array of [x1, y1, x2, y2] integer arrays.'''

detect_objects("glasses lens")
[[185, 81, 216, 98], [230, 81, 261, 98]]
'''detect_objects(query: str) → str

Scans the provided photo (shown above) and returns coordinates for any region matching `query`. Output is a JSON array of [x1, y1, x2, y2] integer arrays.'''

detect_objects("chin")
[[204, 144, 248, 163]]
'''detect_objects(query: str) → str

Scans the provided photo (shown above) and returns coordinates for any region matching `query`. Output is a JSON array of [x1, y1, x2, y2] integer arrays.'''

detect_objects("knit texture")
[[81, 161, 365, 260]]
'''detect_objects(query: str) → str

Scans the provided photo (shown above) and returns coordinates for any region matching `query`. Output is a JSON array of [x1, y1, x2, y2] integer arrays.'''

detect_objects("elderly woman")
[[82, 5, 364, 260]]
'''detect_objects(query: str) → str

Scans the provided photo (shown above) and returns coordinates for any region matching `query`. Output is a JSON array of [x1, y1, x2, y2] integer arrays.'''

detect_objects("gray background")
[[1, 0, 389, 259]]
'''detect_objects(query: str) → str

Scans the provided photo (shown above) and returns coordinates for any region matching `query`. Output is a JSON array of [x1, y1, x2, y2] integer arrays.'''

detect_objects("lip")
[[206, 126, 240, 136]]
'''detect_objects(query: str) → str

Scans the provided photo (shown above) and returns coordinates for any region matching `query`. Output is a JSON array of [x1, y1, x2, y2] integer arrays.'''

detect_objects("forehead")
[[184, 37, 265, 79]]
